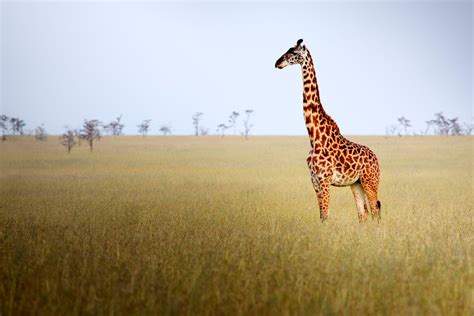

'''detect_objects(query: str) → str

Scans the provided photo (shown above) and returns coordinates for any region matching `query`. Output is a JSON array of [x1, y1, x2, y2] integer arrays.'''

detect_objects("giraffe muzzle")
[[275, 57, 287, 69]]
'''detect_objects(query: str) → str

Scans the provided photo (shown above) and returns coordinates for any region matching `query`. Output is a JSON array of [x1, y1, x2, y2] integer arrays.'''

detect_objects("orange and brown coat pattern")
[[275, 39, 381, 223]]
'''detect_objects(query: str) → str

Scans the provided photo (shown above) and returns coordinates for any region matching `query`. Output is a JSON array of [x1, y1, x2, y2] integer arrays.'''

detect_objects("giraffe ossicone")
[[275, 39, 382, 223]]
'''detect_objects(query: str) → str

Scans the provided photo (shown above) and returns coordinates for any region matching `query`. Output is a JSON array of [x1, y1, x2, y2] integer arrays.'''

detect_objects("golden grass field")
[[0, 135, 472, 315]]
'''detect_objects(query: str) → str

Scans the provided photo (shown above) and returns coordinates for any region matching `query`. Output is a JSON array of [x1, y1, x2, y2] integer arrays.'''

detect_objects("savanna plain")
[[0, 136, 472, 315]]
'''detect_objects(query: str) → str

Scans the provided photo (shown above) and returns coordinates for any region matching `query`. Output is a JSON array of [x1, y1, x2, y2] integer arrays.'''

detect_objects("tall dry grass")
[[0, 136, 472, 315]]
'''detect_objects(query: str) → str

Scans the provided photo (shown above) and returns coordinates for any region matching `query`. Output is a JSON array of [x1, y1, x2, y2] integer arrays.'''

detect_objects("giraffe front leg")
[[310, 173, 331, 222]]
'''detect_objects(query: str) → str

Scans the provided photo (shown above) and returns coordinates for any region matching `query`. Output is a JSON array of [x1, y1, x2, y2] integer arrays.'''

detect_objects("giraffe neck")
[[301, 51, 336, 148]]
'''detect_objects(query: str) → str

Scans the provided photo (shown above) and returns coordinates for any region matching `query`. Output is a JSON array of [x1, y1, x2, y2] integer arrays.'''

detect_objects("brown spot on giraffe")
[[321, 134, 327, 146], [275, 39, 381, 223]]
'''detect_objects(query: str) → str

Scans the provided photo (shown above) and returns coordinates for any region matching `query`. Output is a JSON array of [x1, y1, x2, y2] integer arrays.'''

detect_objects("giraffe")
[[275, 39, 381, 223]]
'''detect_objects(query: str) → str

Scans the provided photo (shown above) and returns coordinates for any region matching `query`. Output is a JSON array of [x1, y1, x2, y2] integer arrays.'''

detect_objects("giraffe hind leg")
[[350, 183, 369, 224], [360, 177, 381, 222], [363, 190, 381, 220]]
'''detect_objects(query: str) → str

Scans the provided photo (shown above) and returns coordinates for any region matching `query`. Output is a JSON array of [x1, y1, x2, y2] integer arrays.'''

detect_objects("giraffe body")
[[275, 39, 381, 223]]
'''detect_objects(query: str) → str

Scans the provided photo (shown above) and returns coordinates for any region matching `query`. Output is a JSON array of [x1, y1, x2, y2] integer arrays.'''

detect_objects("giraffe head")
[[275, 39, 307, 69]]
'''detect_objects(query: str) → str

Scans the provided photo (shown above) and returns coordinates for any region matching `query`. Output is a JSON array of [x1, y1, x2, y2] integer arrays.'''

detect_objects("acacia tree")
[[138, 119, 151, 137], [35, 124, 47, 141], [397, 116, 411, 135], [448, 118, 462, 135], [0, 115, 9, 141], [242, 109, 254, 140], [73, 128, 82, 145], [59, 129, 77, 153], [80, 119, 101, 152], [402, 112, 472, 136], [199, 126, 209, 136], [192, 112, 203, 136], [9, 118, 17, 135], [159, 124, 172, 136], [216, 123, 229, 138], [428, 112, 450, 135], [385, 124, 400, 136], [462, 121, 473, 135], [426, 112, 465, 135], [228, 111, 239, 135], [9, 117, 25, 136], [424, 120, 435, 135], [102, 124, 111, 135], [106, 115, 125, 136]]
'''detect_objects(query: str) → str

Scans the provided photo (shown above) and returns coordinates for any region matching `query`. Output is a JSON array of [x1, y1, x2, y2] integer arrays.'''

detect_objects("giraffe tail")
[[377, 200, 381, 210]]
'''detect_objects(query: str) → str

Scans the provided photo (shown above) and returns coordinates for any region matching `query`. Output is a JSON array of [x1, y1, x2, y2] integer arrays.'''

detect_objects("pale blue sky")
[[1, 1, 472, 135]]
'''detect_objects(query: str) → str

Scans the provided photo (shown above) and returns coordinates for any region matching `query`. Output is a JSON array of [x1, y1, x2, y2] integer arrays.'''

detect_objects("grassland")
[[0, 135, 472, 315]]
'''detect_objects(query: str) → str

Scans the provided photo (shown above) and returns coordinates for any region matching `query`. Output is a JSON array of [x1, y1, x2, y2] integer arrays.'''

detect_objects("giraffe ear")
[[297, 39, 303, 46]]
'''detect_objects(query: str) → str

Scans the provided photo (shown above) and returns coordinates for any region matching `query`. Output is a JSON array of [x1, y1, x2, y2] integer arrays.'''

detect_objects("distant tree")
[[462, 121, 473, 135], [80, 119, 101, 152], [18, 119, 26, 135], [0, 115, 9, 141], [73, 128, 82, 146], [18, 118, 26, 135], [35, 124, 47, 141], [9, 118, 17, 136], [228, 111, 240, 135], [192, 112, 203, 136], [106, 115, 125, 136], [216, 123, 229, 138], [138, 119, 151, 137], [102, 124, 111, 135], [397, 116, 411, 135], [9, 117, 26, 136], [385, 124, 400, 136], [59, 128, 77, 153], [199, 126, 209, 136], [448, 118, 462, 136], [242, 109, 254, 140], [159, 124, 172, 136], [423, 112, 471, 136], [429, 112, 450, 135], [424, 120, 435, 135]]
